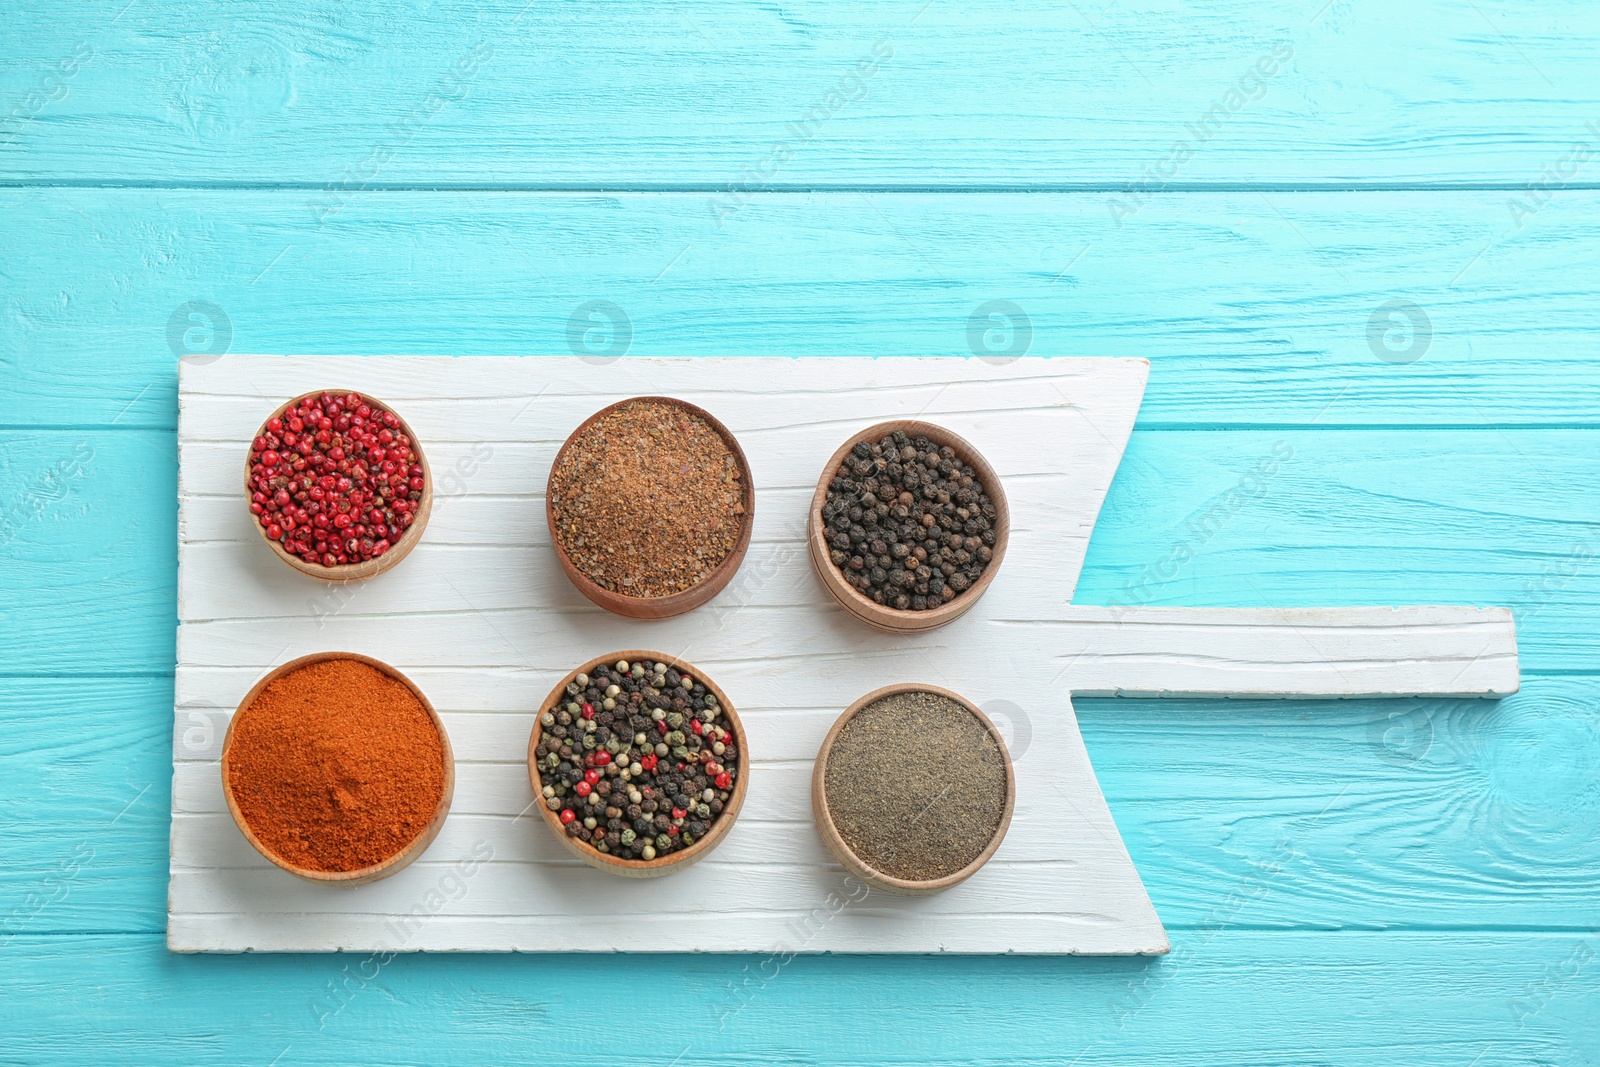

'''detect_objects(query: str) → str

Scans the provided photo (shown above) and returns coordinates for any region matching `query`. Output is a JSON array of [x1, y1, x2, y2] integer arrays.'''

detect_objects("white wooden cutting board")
[[170, 356, 1517, 954]]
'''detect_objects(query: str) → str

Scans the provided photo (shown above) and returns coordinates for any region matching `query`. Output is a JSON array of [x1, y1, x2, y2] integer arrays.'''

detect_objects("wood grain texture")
[[171, 356, 1169, 954], [1, 1, 1596, 186], [9, 676, 1598, 934], [7, 0, 1600, 1056], [1, 933, 1595, 1065], [1052, 606, 1518, 698], [3, 190, 1600, 428], [10, 424, 1597, 676]]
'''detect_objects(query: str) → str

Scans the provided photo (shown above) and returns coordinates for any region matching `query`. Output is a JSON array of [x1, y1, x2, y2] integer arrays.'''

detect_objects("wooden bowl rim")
[[807, 419, 1009, 633], [812, 681, 1016, 894], [545, 396, 755, 618], [221, 651, 456, 885], [244, 389, 433, 584], [526, 649, 749, 875]]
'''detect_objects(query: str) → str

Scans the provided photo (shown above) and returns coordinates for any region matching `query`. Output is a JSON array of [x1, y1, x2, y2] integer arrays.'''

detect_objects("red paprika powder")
[[224, 656, 447, 873]]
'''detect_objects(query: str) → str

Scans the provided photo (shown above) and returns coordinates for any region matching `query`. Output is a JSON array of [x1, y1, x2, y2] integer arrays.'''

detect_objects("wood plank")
[[2, 1, 1596, 185], [7, 676, 1598, 933], [1051, 606, 1518, 697], [8, 425, 1597, 675], [0, 932, 1592, 1065], [169, 605, 1519, 695], [3, 190, 1600, 427], [0, 430, 176, 673]]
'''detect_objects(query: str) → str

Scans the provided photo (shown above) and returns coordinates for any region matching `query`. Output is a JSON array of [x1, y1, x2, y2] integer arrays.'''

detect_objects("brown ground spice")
[[823, 690, 1006, 882], [226, 658, 445, 873], [549, 399, 746, 598]]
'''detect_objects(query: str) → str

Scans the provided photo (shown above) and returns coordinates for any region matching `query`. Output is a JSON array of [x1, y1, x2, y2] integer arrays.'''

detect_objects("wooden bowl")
[[812, 682, 1015, 896], [221, 651, 455, 885], [527, 650, 749, 878], [244, 390, 433, 583], [546, 397, 755, 619], [808, 420, 1009, 634]]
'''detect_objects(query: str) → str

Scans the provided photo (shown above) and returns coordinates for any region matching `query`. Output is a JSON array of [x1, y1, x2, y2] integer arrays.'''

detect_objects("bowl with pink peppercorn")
[[244, 390, 433, 582]]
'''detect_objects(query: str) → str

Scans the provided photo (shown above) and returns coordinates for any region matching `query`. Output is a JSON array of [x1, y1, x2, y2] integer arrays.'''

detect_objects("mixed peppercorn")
[[821, 429, 998, 610], [533, 658, 739, 861], [248, 391, 425, 567]]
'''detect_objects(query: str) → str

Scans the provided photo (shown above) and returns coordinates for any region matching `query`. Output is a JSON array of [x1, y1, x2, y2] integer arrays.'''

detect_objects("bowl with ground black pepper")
[[813, 683, 1014, 895], [528, 651, 748, 877], [245, 390, 432, 582], [221, 652, 454, 884], [547, 397, 754, 619], [808, 421, 1008, 633]]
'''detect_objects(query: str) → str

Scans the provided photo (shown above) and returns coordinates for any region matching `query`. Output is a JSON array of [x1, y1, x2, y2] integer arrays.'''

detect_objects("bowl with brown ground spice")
[[245, 390, 432, 583], [812, 683, 1015, 896], [527, 651, 749, 877], [808, 420, 1009, 634], [221, 652, 454, 884], [546, 397, 754, 619]]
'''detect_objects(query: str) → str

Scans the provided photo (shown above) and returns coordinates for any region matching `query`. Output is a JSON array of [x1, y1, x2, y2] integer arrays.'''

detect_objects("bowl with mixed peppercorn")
[[527, 651, 749, 877], [244, 390, 432, 582], [808, 420, 1009, 633]]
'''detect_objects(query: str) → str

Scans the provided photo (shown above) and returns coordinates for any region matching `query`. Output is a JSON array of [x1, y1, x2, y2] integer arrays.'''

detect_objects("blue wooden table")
[[3, 1, 1598, 1062]]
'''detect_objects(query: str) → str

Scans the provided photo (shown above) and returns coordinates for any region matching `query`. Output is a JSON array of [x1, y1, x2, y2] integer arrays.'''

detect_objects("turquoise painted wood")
[[2, 1, 1597, 186], [2, 190, 1599, 428], [3, 0, 1599, 1062]]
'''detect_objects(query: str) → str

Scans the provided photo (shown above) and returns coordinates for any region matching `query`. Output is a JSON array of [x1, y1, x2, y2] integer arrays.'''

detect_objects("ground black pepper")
[[821, 429, 997, 610], [823, 689, 1006, 882], [533, 658, 739, 861]]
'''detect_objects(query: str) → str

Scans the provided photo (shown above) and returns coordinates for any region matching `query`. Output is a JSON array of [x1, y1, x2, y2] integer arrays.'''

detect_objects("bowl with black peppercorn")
[[245, 390, 432, 582], [527, 651, 749, 877], [808, 420, 1009, 633]]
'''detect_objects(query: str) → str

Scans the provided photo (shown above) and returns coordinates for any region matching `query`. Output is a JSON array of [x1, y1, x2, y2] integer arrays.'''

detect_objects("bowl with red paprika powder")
[[245, 390, 432, 582], [222, 652, 455, 884], [546, 397, 754, 619], [527, 651, 748, 877]]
